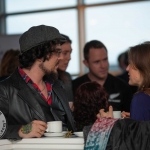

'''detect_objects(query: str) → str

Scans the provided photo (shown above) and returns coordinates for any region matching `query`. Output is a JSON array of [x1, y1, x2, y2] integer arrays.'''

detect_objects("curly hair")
[[19, 39, 61, 68], [73, 81, 109, 131]]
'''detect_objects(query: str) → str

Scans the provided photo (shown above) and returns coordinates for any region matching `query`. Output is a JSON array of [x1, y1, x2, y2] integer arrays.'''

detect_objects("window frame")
[[0, 0, 147, 77]]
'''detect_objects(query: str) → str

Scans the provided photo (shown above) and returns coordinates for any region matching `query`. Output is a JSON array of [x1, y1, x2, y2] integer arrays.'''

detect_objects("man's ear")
[[83, 59, 89, 68]]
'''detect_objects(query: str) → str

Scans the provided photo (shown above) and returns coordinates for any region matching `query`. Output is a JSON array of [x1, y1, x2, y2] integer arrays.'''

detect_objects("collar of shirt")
[[18, 67, 31, 83], [18, 67, 53, 104]]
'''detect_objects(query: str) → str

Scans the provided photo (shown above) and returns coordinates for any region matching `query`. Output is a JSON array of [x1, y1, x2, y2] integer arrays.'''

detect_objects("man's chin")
[[57, 67, 66, 72], [98, 74, 108, 80]]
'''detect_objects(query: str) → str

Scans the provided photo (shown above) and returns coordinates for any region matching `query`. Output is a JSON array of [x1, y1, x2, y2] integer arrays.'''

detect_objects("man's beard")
[[39, 63, 58, 81]]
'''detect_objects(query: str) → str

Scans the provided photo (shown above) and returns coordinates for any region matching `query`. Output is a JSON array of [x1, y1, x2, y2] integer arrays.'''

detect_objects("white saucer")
[[74, 132, 83, 137], [44, 131, 67, 137]]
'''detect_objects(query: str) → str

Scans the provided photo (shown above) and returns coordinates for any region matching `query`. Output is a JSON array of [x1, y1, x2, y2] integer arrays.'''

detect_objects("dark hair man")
[[73, 40, 132, 111], [0, 25, 75, 139], [57, 34, 74, 109]]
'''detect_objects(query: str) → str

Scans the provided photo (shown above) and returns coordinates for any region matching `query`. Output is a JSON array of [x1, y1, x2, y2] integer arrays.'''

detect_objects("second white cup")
[[46, 121, 62, 133], [113, 111, 121, 118]]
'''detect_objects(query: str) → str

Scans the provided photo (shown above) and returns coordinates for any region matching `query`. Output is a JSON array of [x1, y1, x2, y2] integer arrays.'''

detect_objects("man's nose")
[[100, 62, 105, 68], [58, 52, 63, 60], [67, 54, 71, 61]]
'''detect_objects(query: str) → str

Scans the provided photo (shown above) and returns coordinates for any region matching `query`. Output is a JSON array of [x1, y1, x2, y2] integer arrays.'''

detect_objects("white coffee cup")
[[46, 121, 62, 133], [113, 111, 121, 118]]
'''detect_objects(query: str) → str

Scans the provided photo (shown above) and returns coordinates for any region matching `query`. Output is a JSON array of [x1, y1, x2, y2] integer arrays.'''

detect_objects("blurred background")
[[0, 0, 149, 78]]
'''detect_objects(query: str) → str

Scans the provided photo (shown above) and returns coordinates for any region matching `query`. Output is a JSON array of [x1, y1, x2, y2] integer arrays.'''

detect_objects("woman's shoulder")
[[130, 92, 150, 110], [133, 91, 150, 101]]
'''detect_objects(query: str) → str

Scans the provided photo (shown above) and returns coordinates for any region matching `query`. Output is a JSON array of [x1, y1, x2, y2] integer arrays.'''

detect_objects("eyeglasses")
[[50, 49, 62, 57]]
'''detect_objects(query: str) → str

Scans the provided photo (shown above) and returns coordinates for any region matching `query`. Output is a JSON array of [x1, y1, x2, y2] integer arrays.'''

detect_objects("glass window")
[[6, 9, 79, 74], [85, 1, 150, 67], [5, 0, 77, 13], [85, 0, 126, 4]]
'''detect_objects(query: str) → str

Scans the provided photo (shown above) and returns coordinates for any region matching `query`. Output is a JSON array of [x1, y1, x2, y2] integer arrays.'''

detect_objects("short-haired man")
[[73, 40, 132, 111], [0, 25, 75, 139]]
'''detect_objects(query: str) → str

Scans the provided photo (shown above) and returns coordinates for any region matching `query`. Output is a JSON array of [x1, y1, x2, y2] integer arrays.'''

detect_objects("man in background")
[[73, 40, 132, 111], [57, 34, 74, 110]]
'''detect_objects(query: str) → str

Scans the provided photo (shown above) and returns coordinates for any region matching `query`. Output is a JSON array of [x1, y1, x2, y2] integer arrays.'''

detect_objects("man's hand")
[[121, 111, 130, 118], [97, 106, 113, 118], [18, 120, 47, 138]]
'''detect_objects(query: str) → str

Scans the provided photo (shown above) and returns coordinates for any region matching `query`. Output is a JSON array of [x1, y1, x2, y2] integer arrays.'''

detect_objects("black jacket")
[[0, 69, 75, 139], [83, 118, 150, 150], [73, 73, 132, 111], [106, 118, 150, 150]]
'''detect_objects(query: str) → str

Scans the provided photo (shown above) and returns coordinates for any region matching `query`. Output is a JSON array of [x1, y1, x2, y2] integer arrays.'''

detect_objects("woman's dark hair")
[[19, 39, 61, 68], [128, 41, 150, 91], [0, 49, 20, 76], [73, 81, 109, 131]]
